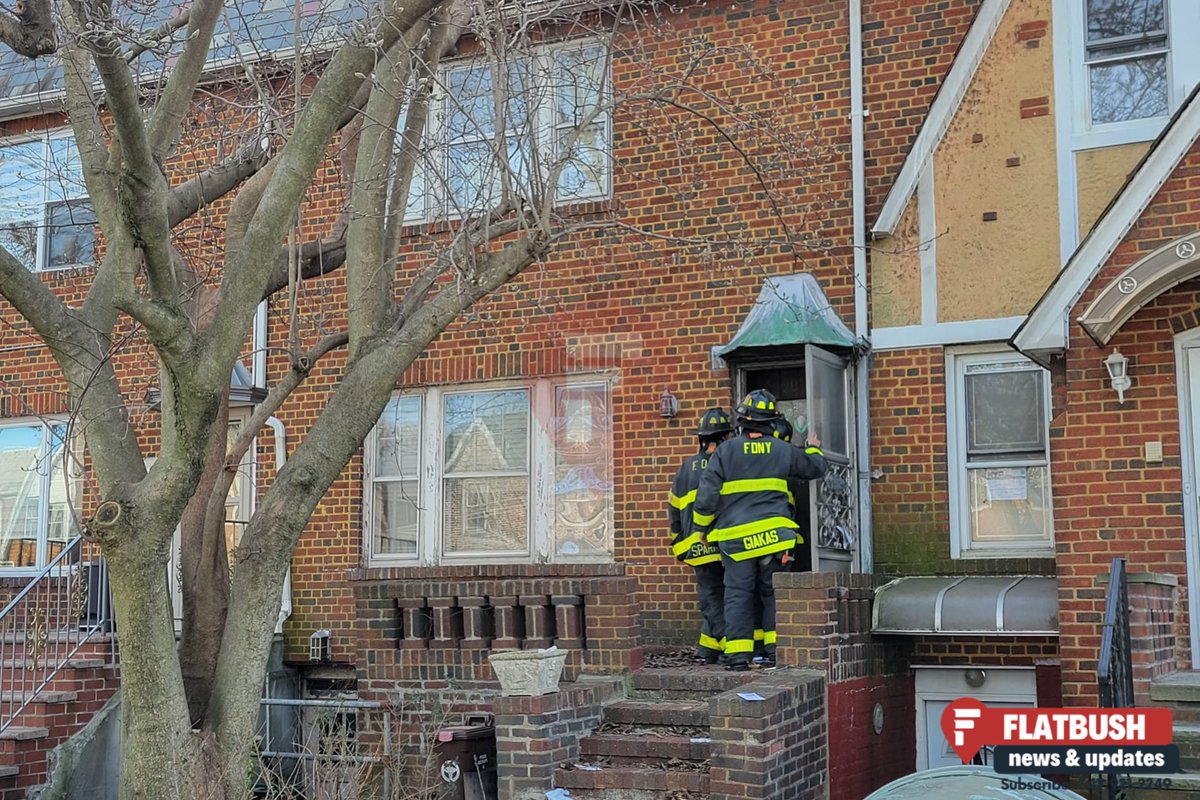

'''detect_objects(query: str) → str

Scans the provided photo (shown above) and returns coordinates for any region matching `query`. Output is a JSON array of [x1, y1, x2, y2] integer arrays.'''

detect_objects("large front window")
[[0, 132, 96, 272], [1085, 0, 1170, 125], [365, 379, 613, 565], [947, 350, 1054, 558], [0, 421, 76, 569]]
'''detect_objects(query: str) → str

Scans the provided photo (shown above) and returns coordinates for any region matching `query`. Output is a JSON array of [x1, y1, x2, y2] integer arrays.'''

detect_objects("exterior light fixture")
[[659, 387, 679, 418], [309, 629, 332, 663], [1104, 348, 1132, 404], [964, 668, 987, 689]]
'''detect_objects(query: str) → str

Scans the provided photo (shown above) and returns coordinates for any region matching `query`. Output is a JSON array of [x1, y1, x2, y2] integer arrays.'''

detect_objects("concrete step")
[[554, 764, 709, 794], [1, 691, 77, 706], [1150, 672, 1200, 703], [631, 667, 758, 700], [580, 732, 710, 766], [0, 727, 47, 742], [1173, 724, 1200, 772], [602, 700, 709, 728]]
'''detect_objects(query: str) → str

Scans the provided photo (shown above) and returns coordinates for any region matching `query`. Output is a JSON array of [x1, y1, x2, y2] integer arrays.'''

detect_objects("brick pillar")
[[396, 598, 429, 649], [491, 595, 521, 649], [494, 679, 620, 800], [521, 594, 552, 649], [581, 576, 644, 673], [429, 597, 459, 649], [552, 595, 584, 649], [460, 595, 490, 649], [1126, 573, 1180, 705], [708, 670, 829, 800]]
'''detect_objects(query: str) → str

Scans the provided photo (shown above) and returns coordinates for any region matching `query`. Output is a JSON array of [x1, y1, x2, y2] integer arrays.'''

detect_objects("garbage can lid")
[[437, 724, 495, 743]]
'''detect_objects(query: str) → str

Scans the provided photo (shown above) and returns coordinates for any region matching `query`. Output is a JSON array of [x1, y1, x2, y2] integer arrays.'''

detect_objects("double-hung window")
[[947, 350, 1054, 558], [0, 132, 96, 272], [1084, 0, 1170, 126], [406, 40, 609, 220], [0, 420, 76, 570], [365, 378, 613, 565]]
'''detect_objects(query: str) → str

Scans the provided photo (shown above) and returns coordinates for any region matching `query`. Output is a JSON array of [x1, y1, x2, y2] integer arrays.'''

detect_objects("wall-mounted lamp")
[[309, 629, 332, 663], [659, 387, 679, 418], [1104, 348, 1132, 404]]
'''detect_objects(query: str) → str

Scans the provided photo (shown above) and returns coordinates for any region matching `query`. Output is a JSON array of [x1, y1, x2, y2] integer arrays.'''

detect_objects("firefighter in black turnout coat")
[[668, 407, 734, 663], [693, 390, 828, 671]]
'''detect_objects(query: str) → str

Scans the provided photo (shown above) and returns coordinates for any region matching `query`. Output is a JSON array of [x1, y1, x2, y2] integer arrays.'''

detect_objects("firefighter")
[[693, 390, 827, 671], [669, 407, 734, 663]]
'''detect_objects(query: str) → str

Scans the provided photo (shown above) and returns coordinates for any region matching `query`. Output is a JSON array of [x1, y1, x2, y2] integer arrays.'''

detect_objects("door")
[[806, 346, 855, 572], [1180, 344, 1200, 664], [734, 345, 856, 572], [914, 667, 1036, 770]]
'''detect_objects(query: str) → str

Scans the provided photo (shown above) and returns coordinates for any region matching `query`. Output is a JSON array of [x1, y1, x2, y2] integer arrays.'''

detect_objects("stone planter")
[[488, 646, 567, 696]]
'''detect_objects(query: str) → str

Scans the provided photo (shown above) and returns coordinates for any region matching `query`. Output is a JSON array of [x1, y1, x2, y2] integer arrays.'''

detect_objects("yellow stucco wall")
[[870, 195, 923, 328], [933, 0, 1059, 322], [1076, 143, 1150, 239]]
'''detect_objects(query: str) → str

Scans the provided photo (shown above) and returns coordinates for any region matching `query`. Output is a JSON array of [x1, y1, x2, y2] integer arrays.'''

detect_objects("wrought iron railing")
[[0, 536, 115, 733], [1097, 557, 1132, 800]]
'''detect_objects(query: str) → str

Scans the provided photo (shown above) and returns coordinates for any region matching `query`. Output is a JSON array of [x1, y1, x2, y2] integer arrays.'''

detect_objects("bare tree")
[[0, 0, 839, 797]]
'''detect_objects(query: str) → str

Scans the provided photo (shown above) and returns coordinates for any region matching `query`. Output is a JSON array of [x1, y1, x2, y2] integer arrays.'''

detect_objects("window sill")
[[1070, 117, 1168, 151], [952, 546, 1056, 561], [349, 560, 622, 581], [395, 196, 615, 239]]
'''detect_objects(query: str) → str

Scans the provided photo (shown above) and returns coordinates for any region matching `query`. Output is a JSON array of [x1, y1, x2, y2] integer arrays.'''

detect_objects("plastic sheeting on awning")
[[872, 576, 1058, 636], [717, 274, 858, 359]]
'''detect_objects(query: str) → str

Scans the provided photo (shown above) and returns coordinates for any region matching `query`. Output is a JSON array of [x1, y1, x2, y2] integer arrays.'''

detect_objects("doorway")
[[1174, 332, 1200, 665]]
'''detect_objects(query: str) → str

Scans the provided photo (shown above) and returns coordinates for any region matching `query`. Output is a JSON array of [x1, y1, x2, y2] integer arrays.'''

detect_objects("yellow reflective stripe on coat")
[[669, 489, 697, 511], [719, 478, 794, 505], [805, 446, 823, 456], [672, 532, 700, 557], [693, 510, 715, 526], [708, 515, 798, 543], [685, 552, 722, 566], [726, 536, 798, 560], [698, 633, 723, 652], [725, 638, 755, 654]]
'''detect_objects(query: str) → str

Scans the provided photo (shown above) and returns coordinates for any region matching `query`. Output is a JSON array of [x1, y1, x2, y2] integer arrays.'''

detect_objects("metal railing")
[[0, 535, 115, 733], [257, 697, 393, 800], [1097, 557, 1133, 800]]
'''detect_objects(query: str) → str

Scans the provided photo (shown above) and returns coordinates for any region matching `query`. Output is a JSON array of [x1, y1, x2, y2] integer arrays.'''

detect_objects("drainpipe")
[[265, 416, 293, 634], [253, 301, 268, 390], [850, 0, 873, 573]]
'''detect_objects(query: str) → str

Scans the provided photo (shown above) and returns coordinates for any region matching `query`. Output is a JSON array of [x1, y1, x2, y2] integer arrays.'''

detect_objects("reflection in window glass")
[[1084, 0, 1169, 125], [0, 136, 95, 270], [372, 395, 422, 557], [0, 423, 77, 568], [965, 367, 1045, 455], [443, 390, 530, 554], [553, 384, 612, 558]]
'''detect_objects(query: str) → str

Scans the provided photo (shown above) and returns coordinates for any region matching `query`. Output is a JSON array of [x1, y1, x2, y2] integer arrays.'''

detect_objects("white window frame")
[[946, 346, 1055, 559], [1063, 0, 1200, 150], [363, 376, 614, 567], [404, 37, 611, 223], [0, 416, 78, 574], [0, 128, 95, 273]]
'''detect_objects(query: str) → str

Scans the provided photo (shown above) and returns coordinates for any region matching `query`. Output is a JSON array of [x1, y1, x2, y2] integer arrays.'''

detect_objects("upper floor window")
[[946, 349, 1054, 558], [1085, 0, 1169, 125], [0, 420, 77, 570], [364, 378, 613, 565], [402, 40, 610, 222], [0, 132, 96, 272]]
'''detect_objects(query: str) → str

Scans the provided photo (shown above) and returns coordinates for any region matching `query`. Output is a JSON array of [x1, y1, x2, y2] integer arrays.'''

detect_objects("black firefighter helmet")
[[695, 407, 733, 438]]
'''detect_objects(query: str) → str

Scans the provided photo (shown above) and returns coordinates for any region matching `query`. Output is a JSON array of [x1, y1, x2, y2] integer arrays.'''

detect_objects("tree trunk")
[[179, 394, 233, 724]]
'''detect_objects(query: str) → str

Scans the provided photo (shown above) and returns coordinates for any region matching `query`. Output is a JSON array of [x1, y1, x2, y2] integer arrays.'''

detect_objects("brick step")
[[579, 733, 710, 766], [554, 765, 709, 794], [631, 667, 758, 700], [1173, 724, 1200, 772], [547, 788, 708, 800], [602, 700, 709, 728]]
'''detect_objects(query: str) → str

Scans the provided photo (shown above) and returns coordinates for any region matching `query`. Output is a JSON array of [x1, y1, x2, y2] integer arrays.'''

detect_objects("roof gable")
[[871, 0, 1012, 236], [1011, 85, 1200, 356]]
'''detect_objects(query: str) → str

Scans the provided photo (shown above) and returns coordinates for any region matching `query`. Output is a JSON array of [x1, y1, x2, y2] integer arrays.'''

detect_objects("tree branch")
[[167, 137, 271, 227], [261, 232, 348, 300], [146, 0, 226, 160], [126, 8, 191, 62], [0, 0, 56, 57]]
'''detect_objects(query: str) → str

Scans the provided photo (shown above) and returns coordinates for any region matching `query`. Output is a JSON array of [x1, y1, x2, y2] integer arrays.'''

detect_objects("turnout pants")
[[721, 553, 780, 664], [694, 562, 726, 659]]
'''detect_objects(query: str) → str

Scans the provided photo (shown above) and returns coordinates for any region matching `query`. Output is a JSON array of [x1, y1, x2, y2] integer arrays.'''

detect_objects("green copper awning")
[[717, 274, 857, 358]]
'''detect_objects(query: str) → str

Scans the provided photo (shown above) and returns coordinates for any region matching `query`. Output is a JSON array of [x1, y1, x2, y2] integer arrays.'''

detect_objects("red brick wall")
[[828, 675, 915, 800], [1054, 140, 1200, 705]]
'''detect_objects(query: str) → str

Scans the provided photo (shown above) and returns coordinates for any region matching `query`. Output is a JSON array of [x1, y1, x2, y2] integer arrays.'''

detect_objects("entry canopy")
[[717, 274, 858, 359], [872, 576, 1058, 636]]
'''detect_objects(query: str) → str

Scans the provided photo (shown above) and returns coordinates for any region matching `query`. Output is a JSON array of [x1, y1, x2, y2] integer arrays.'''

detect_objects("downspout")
[[850, 0, 873, 573], [266, 416, 292, 634], [253, 301, 268, 391]]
